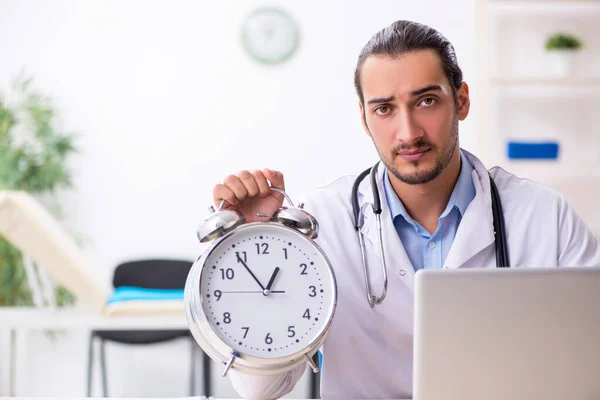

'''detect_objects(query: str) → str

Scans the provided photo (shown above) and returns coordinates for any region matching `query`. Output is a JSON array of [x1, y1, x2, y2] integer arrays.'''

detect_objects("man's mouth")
[[397, 148, 431, 161]]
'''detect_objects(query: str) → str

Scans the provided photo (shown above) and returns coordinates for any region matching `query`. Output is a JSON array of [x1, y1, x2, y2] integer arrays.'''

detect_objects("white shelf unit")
[[476, 0, 600, 173], [476, 0, 600, 235]]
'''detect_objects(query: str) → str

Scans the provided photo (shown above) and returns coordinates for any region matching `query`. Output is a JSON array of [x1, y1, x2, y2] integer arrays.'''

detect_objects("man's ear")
[[457, 82, 470, 121], [359, 101, 371, 137]]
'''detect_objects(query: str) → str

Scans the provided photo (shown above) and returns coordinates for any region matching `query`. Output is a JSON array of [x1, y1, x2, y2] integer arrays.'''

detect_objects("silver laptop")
[[414, 267, 600, 400]]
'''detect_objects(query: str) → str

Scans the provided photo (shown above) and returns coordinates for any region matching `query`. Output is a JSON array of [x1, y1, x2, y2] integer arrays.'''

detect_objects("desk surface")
[[0, 307, 188, 330]]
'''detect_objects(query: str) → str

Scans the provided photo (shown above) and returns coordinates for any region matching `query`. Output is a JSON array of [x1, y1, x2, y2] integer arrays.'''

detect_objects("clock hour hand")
[[236, 255, 266, 291], [264, 267, 280, 295]]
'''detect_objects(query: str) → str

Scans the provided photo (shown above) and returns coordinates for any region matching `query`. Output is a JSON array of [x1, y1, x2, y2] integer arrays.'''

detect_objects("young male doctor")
[[212, 20, 600, 399]]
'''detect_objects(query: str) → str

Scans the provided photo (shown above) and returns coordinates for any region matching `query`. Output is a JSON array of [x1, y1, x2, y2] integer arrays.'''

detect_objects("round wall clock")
[[241, 7, 300, 64]]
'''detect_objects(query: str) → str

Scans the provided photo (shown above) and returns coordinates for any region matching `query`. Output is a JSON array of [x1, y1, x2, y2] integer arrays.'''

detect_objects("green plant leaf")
[[545, 32, 583, 51], [0, 74, 78, 308]]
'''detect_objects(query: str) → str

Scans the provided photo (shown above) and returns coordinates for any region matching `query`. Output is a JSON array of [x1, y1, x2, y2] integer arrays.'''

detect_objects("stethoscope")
[[351, 161, 510, 308]]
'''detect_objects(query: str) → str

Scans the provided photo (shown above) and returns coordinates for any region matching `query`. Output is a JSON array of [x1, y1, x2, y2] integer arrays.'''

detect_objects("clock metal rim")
[[185, 221, 338, 375], [240, 6, 300, 65]]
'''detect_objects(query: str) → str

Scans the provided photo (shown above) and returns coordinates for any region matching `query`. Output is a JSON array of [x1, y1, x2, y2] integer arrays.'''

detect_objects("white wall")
[[0, 0, 478, 397]]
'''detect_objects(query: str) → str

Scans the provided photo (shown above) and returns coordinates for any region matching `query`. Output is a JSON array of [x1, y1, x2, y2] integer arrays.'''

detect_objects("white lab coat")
[[228, 149, 600, 399]]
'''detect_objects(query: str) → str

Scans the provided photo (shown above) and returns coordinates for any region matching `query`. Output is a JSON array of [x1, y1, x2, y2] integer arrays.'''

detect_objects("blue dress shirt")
[[382, 150, 476, 271]]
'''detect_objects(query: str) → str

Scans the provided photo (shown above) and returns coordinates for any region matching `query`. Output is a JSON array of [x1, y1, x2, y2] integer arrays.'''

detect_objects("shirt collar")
[[382, 149, 476, 224], [448, 150, 475, 217]]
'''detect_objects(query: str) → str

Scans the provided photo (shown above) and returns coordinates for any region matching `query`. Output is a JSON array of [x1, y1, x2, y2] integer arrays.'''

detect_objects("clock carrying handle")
[[218, 187, 295, 210]]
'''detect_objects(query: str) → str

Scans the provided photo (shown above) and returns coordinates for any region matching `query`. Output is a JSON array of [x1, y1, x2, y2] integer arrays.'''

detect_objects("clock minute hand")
[[220, 290, 286, 294], [236, 255, 266, 291]]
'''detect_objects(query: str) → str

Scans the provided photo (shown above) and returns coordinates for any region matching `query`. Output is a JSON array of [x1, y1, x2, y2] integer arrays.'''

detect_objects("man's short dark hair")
[[354, 20, 464, 106]]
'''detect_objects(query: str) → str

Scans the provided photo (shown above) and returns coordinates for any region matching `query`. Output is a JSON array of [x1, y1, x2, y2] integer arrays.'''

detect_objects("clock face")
[[199, 223, 335, 359], [241, 7, 299, 64]]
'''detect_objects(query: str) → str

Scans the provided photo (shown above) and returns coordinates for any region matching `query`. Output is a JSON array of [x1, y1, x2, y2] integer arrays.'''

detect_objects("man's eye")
[[420, 98, 436, 107], [374, 106, 391, 115]]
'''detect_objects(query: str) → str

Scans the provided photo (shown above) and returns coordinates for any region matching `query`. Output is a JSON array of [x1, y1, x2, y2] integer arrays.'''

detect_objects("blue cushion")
[[507, 141, 559, 160], [107, 286, 184, 304]]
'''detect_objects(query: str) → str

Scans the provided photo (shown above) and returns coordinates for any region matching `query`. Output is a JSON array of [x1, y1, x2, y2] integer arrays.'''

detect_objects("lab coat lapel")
[[358, 163, 416, 292], [443, 150, 495, 269]]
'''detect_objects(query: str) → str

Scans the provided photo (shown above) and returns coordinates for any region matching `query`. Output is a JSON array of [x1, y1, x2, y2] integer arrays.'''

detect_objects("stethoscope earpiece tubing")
[[352, 166, 372, 230], [369, 162, 382, 215], [489, 175, 509, 267]]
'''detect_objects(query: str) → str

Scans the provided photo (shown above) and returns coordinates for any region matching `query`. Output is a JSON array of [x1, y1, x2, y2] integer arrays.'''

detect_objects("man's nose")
[[395, 109, 423, 144]]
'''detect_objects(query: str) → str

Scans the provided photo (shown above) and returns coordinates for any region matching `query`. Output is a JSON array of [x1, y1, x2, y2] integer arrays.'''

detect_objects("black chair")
[[86, 259, 212, 397]]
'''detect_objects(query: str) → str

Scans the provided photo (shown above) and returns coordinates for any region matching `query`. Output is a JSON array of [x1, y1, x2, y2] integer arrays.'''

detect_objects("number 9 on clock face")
[[191, 222, 337, 364]]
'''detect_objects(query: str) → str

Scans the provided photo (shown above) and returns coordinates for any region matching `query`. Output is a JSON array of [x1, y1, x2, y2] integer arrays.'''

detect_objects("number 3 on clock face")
[[198, 223, 336, 359]]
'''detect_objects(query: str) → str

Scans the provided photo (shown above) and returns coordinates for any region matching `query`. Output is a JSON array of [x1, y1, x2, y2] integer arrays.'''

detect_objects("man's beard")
[[377, 120, 459, 186]]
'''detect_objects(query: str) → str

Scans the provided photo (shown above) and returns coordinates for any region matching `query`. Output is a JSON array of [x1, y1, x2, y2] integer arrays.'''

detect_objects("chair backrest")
[[112, 259, 193, 289]]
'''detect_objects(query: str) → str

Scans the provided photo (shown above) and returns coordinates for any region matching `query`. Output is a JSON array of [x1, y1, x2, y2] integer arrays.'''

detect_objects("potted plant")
[[545, 32, 583, 77], [0, 73, 77, 308]]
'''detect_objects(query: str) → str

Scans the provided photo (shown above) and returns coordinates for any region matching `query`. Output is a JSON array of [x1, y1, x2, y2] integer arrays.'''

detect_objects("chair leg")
[[190, 338, 196, 396], [99, 338, 108, 397], [86, 332, 94, 397], [309, 352, 320, 399], [202, 348, 212, 396]]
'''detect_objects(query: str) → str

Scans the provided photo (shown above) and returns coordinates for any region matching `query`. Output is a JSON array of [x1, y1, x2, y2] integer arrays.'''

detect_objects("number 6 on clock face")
[[185, 221, 337, 376]]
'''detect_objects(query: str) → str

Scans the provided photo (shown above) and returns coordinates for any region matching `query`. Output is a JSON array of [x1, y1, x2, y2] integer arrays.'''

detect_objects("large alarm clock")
[[184, 188, 337, 376]]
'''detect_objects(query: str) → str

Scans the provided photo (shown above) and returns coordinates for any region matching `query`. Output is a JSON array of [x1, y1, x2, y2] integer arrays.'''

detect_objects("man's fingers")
[[223, 175, 249, 203], [213, 184, 238, 208], [239, 170, 260, 197], [252, 170, 272, 198], [263, 169, 285, 190], [213, 169, 285, 210]]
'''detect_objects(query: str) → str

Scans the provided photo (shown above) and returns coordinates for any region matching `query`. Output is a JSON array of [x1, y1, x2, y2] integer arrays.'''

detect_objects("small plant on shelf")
[[544, 32, 583, 77], [545, 32, 583, 52]]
